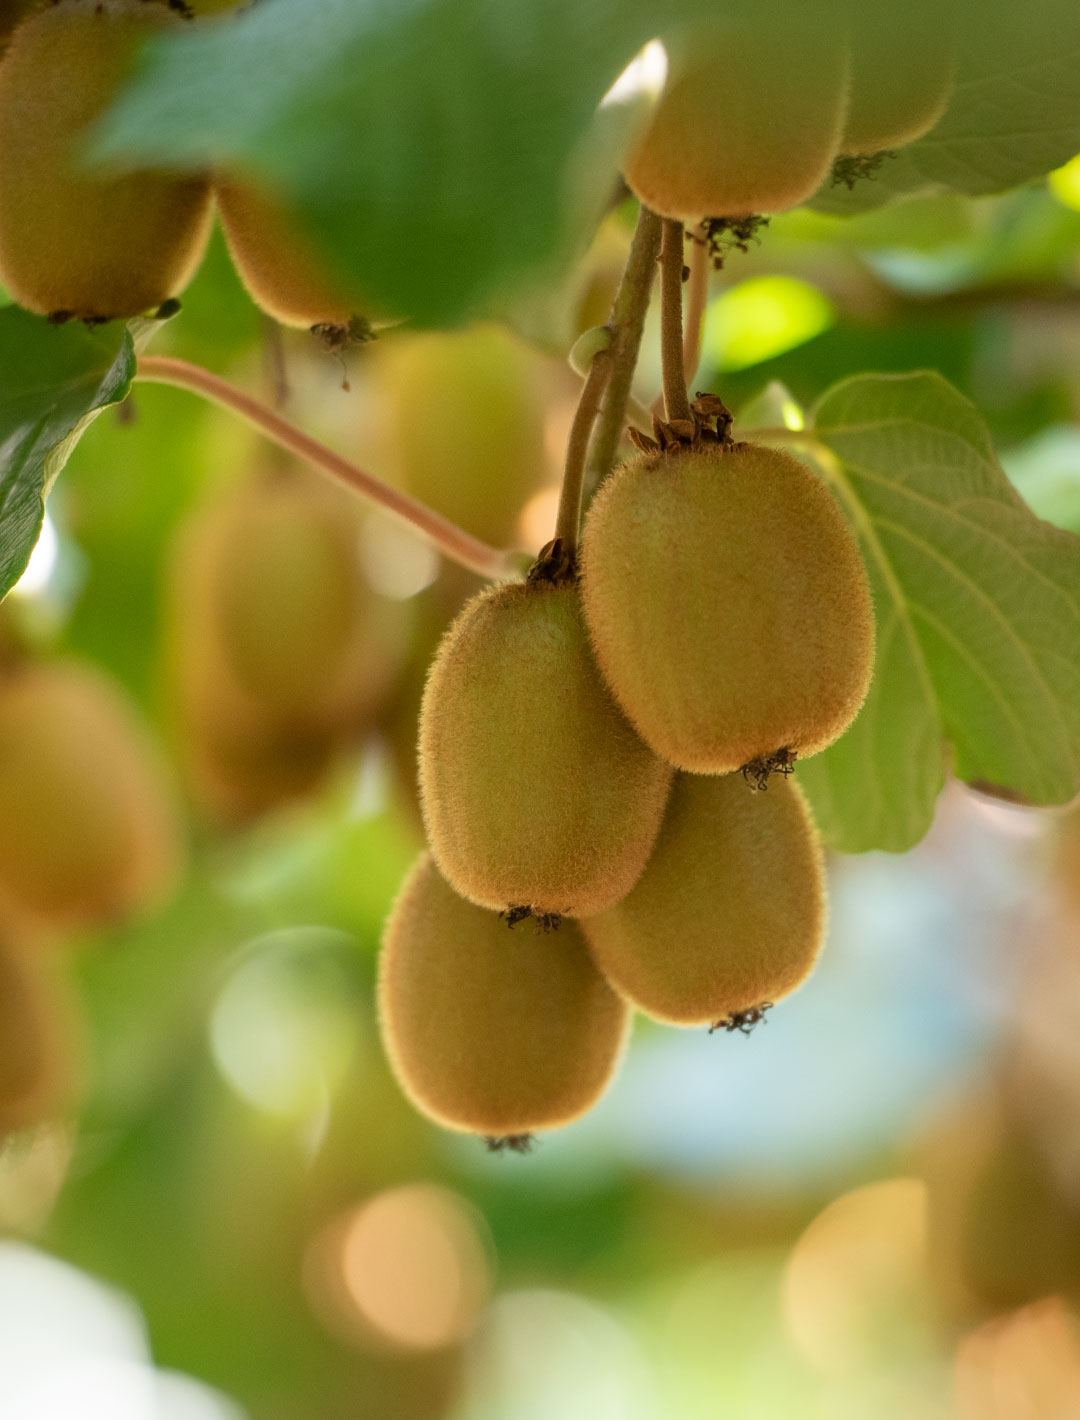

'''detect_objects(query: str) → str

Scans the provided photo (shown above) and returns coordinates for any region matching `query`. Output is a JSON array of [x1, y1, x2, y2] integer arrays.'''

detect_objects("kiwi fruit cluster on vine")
[[624, 0, 956, 221], [0, 0, 213, 322], [168, 463, 405, 823]]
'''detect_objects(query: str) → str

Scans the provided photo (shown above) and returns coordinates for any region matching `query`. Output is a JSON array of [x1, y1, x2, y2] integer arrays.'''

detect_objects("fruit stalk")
[[554, 344, 612, 553], [585, 205, 663, 492], [136, 356, 516, 581], [659, 218, 692, 424]]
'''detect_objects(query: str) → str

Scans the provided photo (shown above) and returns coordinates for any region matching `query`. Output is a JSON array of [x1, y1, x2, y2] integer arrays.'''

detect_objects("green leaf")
[[95, 0, 661, 326], [0, 308, 135, 601], [796, 371, 1080, 852], [812, 0, 1080, 217]]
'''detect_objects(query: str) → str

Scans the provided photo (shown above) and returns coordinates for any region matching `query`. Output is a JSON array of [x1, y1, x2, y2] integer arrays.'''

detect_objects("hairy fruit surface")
[[378, 855, 629, 1138], [581, 441, 875, 775], [583, 772, 826, 1026]]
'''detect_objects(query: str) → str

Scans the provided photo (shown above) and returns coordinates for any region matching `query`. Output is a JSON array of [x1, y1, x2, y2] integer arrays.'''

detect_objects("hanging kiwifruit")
[[583, 772, 826, 1027], [624, 7, 849, 220], [0, 660, 183, 933], [0, 935, 73, 1135], [168, 465, 405, 822], [419, 576, 672, 920], [841, 0, 955, 155], [580, 442, 874, 778], [0, 0, 213, 321], [372, 324, 552, 551], [215, 179, 367, 339], [379, 854, 630, 1139]]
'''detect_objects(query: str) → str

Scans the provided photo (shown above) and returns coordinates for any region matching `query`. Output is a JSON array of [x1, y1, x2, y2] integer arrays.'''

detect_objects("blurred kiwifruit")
[[0, 660, 183, 932], [0, 0, 39, 58], [0, 935, 73, 1135], [168, 465, 405, 822], [583, 772, 825, 1026], [581, 442, 874, 776], [378, 854, 629, 1138], [372, 324, 552, 551], [419, 577, 672, 919], [215, 179, 368, 339], [0, 0, 212, 321], [841, 0, 954, 155], [624, 9, 849, 220]]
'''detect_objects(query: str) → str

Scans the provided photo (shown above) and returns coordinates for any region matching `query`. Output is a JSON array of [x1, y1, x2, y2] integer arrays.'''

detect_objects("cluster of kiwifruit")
[[0, 635, 186, 1138], [0, 0, 368, 340], [625, 0, 956, 223], [379, 392, 875, 1150], [167, 459, 405, 823]]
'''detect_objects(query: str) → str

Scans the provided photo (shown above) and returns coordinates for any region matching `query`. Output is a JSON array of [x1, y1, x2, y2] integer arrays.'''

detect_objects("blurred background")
[[3, 161, 1080, 1419]]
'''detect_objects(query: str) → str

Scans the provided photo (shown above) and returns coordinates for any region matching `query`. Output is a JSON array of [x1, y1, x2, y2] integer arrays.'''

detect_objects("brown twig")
[[585, 205, 663, 493], [554, 347, 612, 551], [659, 217, 692, 424], [136, 356, 516, 582]]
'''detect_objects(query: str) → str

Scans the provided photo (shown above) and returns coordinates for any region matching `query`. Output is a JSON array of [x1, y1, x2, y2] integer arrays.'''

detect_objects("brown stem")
[[585, 205, 663, 492], [554, 348, 612, 552], [136, 356, 516, 582], [659, 217, 692, 423], [682, 228, 709, 388]]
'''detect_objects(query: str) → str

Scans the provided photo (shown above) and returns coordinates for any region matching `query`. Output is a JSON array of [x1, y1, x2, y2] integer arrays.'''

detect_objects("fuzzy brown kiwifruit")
[[168, 466, 404, 822], [841, 0, 955, 155], [0, 660, 183, 933], [583, 772, 825, 1026], [0, 935, 73, 1135], [624, 9, 849, 220], [580, 442, 874, 776], [372, 324, 552, 551], [215, 179, 366, 337], [418, 577, 672, 919], [0, 0, 212, 321], [378, 854, 629, 1138]]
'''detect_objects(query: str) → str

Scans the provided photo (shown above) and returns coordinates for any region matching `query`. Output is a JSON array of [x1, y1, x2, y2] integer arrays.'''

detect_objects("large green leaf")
[[796, 372, 1080, 852], [812, 0, 1080, 216], [95, 0, 662, 327], [0, 308, 135, 600]]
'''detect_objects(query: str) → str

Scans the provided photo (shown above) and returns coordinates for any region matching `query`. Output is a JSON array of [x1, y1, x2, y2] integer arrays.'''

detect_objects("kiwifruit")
[[418, 577, 672, 918], [0, 935, 72, 1135], [0, 0, 213, 321], [583, 772, 825, 1026], [378, 854, 629, 1138], [215, 179, 362, 335], [624, 9, 849, 219], [580, 442, 875, 776], [0, 660, 183, 932], [168, 466, 404, 822], [0, 0, 39, 58], [841, 0, 954, 156], [373, 324, 552, 550]]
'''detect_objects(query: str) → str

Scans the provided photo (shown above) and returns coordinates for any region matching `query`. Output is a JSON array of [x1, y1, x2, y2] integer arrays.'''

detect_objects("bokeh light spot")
[[704, 276, 835, 371]]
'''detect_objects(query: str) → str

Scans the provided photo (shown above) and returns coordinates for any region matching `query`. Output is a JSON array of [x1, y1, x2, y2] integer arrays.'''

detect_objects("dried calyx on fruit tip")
[[418, 566, 672, 921], [841, 0, 955, 155], [0, 0, 212, 321], [583, 773, 826, 1027], [214, 179, 375, 346], [580, 439, 874, 777], [0, 660, 183, 933], [378, 855, 630, 1139], [624, 6, 848, 221]]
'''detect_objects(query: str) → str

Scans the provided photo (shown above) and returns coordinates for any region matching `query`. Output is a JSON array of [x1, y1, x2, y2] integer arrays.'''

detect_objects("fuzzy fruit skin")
[[215, 180, 355, 330], [0, 661, 183, 932], [841, 0, 954, 154], [169, 468, 404, 823], [581, 443, 875, 775], [419, 579, 672, 917], [624, 12, 849, 220], [373, 324, 551, 551], [583, 772, 825, 1026], [0, 0, 212, 320], [0, 936, 73, 1135], [379, 855, 629, 1137]]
